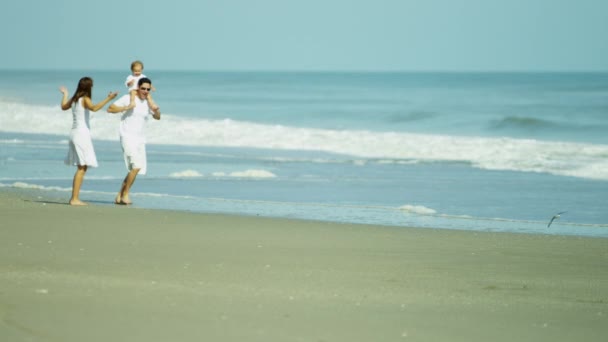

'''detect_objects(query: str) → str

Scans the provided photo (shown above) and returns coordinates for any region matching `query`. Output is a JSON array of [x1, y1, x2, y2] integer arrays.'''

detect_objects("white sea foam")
[[2, 100, 608, 180], [398, 205, 437, 215], [1, 182, 70, 192], [169, 169, 204, 178], [0, 139, 25, 144], [231, 170, 277, 178], [0, 176, 115, 182], [212, 169, 277, 178]]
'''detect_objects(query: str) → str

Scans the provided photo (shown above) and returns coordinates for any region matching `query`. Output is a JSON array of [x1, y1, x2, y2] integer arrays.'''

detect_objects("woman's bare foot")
[[115, 194, 123, 205], [120, 195, 132, 205], [69, 199, 87, 206]]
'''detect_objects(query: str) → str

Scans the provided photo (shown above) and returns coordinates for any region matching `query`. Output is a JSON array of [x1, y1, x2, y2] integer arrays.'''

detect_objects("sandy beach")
[[0, 189, 606, 342]]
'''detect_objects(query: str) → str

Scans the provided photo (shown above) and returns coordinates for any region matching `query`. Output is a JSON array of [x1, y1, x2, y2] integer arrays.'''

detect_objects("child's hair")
[[131, 60, 144, 71]]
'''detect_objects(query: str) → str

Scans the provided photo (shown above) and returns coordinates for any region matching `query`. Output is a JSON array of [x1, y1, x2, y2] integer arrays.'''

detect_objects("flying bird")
[[547, 211, 566, 228]]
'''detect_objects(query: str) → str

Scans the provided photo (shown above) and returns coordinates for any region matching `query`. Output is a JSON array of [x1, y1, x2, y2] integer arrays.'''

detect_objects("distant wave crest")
[[491, 116, 556, 130]]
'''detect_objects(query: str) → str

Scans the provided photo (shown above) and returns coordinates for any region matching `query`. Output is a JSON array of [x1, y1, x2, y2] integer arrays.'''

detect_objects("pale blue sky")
[[1, 0, 607, 71]]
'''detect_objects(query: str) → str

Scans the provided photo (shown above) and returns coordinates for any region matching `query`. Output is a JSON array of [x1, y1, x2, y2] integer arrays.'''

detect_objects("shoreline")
[[3, 184, 608, 239], [1, 189, 607, 341]]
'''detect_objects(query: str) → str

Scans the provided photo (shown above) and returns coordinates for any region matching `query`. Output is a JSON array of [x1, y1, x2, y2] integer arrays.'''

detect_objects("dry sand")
[[0, 190, 607, 341]]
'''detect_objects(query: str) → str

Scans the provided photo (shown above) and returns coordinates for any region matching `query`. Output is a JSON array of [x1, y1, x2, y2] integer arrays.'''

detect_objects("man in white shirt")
[[107, 78, 161, 205]]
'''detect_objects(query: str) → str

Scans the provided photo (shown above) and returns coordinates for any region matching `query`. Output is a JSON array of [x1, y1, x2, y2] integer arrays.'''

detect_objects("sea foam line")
[[2, 100, 608, 180], [3, 181, 606, 229], [168, 169, 277, 179], [198, 197, 608, 229]]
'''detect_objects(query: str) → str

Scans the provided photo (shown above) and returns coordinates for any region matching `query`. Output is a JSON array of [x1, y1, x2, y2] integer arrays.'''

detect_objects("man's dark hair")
[[138, 77, 152, 87]]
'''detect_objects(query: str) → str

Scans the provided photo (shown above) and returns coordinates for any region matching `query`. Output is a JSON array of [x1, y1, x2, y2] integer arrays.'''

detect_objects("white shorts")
[[120, 136, 147, 175]]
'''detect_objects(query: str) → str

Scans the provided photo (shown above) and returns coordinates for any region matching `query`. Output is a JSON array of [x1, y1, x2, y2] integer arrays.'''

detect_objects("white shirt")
[[113, 94, 154, 140]]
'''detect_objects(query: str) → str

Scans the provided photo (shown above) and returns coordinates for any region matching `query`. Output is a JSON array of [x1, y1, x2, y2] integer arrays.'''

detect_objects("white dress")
[[65, 98, 98, 167]]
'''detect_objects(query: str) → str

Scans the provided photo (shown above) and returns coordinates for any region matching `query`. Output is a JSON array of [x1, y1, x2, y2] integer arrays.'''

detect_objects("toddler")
[[125, 60, 158, 110]]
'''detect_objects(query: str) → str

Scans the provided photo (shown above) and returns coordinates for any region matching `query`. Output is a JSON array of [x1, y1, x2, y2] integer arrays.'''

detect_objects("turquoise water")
[[1, 70, 607, 237]]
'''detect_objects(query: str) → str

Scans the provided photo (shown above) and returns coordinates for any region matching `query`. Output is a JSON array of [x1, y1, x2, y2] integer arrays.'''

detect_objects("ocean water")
[[1, 70, 607, 237]]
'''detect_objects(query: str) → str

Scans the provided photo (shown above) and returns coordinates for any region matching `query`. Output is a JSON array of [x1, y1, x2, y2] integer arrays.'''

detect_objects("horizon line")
[[1, 68, 608, 74]]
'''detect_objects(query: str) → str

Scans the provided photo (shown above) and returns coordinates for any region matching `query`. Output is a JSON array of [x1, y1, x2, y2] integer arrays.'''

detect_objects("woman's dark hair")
[[70, 77, 93, 104]]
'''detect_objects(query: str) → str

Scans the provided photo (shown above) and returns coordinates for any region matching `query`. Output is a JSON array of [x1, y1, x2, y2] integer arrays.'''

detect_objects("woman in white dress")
[[60, 77, 118, 205]]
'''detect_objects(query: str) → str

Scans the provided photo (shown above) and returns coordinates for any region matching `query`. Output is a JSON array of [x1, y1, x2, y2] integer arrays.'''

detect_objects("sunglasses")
[[140, 87, 151, 91]]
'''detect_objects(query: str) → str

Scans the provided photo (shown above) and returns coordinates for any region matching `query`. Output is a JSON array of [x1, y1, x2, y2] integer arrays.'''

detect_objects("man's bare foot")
[[115, 194, 132, 205], [69, 199, 87, 206]]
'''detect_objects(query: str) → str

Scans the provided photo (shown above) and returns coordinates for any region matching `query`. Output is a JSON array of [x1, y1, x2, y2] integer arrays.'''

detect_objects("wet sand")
[[1, 190, 607, 341]]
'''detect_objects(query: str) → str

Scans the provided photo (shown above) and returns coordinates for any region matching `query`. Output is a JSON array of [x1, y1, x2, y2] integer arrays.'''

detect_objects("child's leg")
[[147, 93, 159, 110], [69, 165, 88, 206], [129, 89, 137, 107]]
